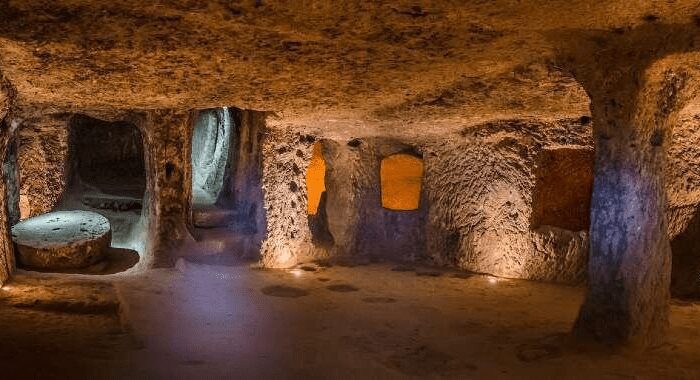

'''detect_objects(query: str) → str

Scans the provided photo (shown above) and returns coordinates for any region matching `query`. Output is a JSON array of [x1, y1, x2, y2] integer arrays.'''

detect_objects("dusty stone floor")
[[0, 262, 699, 379]]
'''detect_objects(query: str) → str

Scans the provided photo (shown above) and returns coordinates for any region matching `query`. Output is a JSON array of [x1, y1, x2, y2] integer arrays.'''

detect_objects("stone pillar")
[[16, 114, 71, 217], [0, 120, 14, 285], [574, 70, 689, 348], [3, 134, 19, 225], [323, 139, 362, 256], [140, 110, 194, 267], [259, 127, 317, 268]]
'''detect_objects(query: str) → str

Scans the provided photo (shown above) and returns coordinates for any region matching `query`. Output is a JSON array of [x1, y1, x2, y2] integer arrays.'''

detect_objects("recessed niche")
[[306, 142, 326, 215], [531, 147, 594, 231], [380, 153, 424, 211]]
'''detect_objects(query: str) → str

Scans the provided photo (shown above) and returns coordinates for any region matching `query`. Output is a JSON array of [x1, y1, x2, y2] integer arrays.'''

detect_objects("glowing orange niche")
[[306, 142, 326, 215], [380, 154, 423, 210]]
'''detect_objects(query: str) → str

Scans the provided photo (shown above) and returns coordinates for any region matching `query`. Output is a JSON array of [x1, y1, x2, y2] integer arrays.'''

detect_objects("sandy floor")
[[1, 262, 700, 379]]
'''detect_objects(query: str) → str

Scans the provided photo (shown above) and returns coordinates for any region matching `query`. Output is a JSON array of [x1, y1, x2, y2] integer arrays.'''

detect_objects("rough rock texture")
[[0, 79, 14, 286], [16, 114, 70, 217], [192, 108, 230, 205], [259, 125, 319, 268], [12, 107, 271, 267], [558, 27, 700, 346], [11, 210, 110, 269], [667, 114, 700, 298], [221, 109, 267, 236], [3, 134, 19, 225], [323, 138, 428, 262], [531, 147, 594, 231], [423, 118, 592, 283], [0, 0, 612, 122], [0, 0, 699, 350], [139, 110, 194, 267], [259, 117, 591, 281], [0, 124, 14, 285]]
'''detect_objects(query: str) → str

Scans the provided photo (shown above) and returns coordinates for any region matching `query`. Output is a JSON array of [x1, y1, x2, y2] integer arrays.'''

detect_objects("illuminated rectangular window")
[[306, 142, 326, 215], [380, 154, 423, 211]]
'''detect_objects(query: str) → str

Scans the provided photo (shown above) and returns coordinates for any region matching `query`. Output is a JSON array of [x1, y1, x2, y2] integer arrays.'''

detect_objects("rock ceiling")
[[0, 0, 698, 136]]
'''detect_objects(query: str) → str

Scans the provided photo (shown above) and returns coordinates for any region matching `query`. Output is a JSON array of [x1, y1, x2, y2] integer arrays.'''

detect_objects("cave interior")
[[0, 1, 700, 378]]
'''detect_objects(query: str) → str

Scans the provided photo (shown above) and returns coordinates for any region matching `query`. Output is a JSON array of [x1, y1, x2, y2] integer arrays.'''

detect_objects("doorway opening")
[[64, 115, 146, 256], [192, 108, 232, 207]]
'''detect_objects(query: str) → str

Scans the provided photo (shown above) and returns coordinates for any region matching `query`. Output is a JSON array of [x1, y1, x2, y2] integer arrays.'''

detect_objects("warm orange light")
[[380, 154, 423, 210], [306, 142, 326, 215]]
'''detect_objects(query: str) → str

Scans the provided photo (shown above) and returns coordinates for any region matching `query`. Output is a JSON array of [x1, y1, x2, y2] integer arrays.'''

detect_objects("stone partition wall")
[[257, 133, 429, 267], [139, 110, 194, 267], [319, 139, 360, 256], [423, 118, 592, 283], [17, 114, 70, 218], [258, 117, 593, 278], [322, 138, 428, 261], [0, 79, 14, 285], [0, 119, 16, 285], [259, 126, 319, 267], [4, 135, 20, 225], [667, 114, 700, 298]]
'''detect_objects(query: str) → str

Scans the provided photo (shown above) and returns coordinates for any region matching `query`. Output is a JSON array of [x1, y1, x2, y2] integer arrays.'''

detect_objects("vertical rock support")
[[550, 23, 700, 348], [667, 114, 700, 298], [0, 120, 15, 285], [0, 78, 14, 286], [573, 67, 693, 348], [324, 138, 428, 261], [15, 114, 71, 218], [4, 134, 20, 225], [259, 127, 317, 267], [139, 110, 194, 267], [322, 139, 362, 257]]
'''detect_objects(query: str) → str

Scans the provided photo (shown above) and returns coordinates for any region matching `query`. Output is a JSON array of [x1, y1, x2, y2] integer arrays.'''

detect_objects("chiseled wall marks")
[[259, 125, 320, 267], [0, 121, 15, 285], [424, 118, 592, 283]]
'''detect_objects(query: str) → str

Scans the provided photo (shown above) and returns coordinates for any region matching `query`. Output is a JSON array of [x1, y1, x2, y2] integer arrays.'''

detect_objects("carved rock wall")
[[17, 114, 70, 217], [259, 126, 319, 267], [423, 118, 592, 283]]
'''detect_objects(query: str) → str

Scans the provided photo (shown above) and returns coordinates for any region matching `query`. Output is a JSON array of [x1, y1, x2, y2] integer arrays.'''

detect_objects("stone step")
[[82, 194, 142, 211], [192, 206, 237, 228]]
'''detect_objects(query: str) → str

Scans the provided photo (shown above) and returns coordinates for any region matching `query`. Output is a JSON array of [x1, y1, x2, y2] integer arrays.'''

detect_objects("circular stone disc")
[[11, 210, 111, 269]]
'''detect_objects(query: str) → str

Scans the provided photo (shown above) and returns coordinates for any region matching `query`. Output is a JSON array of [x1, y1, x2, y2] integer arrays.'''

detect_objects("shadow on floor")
[[19, 247, 140, 275]]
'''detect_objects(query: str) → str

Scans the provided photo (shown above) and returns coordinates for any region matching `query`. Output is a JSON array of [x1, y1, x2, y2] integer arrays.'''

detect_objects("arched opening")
[[306, 141, 333, 246], [191, 108, 231, 207], [380, 153, 424, 211], [69, 116, 146, 206], [41, 114, 144, 272], [307, 141, 326, 215], [187, 108, 267, 263]]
